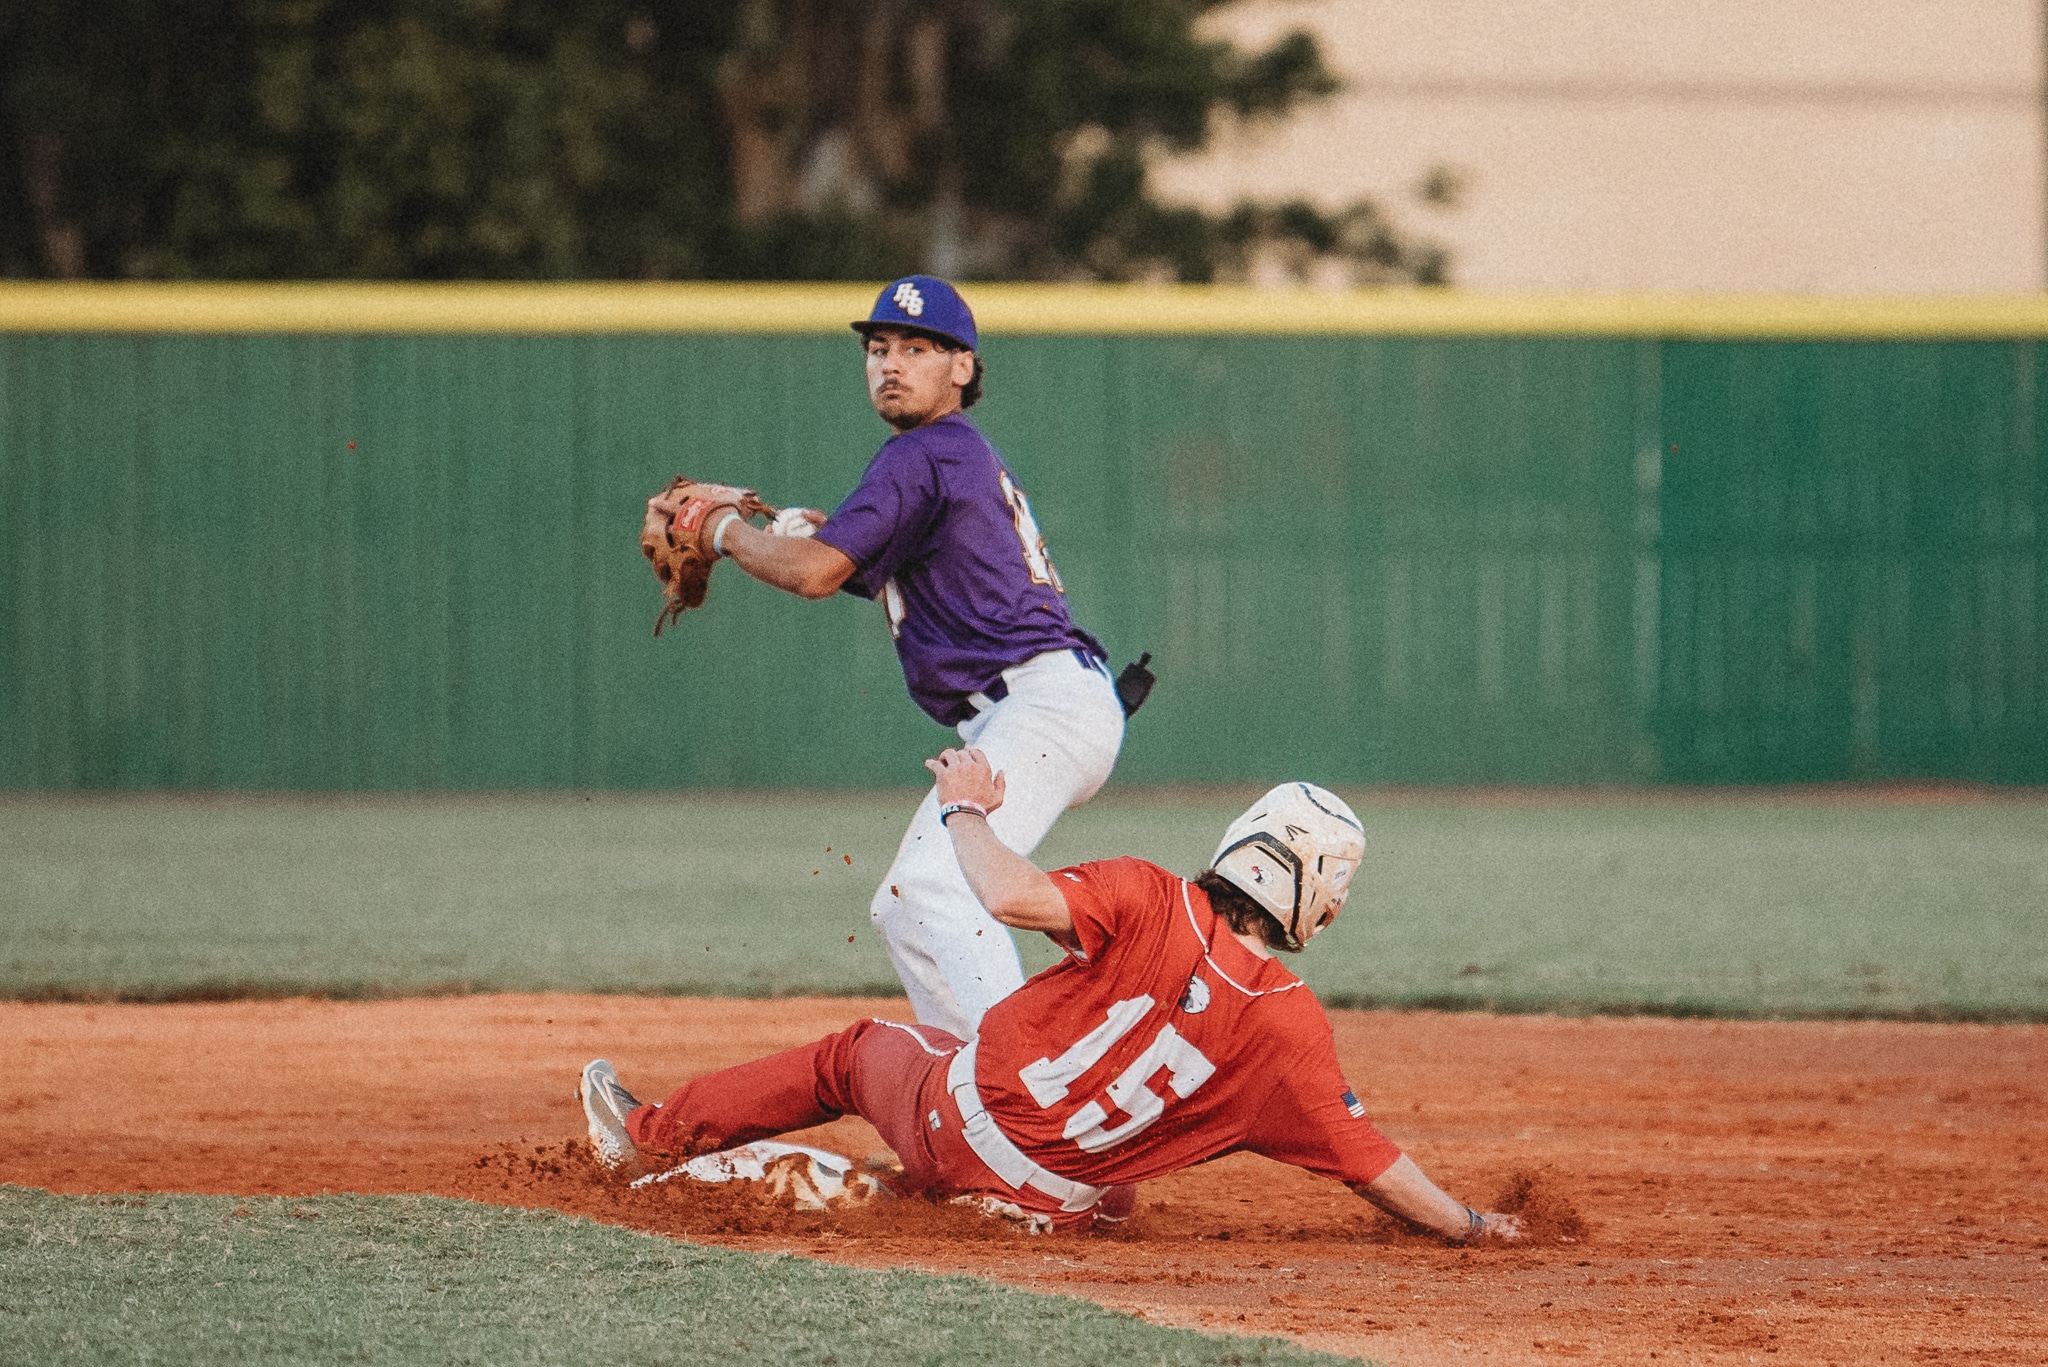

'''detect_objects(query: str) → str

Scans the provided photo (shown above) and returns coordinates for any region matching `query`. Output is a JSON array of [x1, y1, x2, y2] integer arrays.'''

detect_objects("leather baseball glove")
[[640, 477, 778, 636]]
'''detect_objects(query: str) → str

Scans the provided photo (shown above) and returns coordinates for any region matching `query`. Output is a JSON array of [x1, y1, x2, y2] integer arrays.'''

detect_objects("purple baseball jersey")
[[816, 414, 1106, 725]]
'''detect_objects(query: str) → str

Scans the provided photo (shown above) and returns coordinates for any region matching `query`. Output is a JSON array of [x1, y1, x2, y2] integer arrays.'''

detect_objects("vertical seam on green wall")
[[1635, 338, 1664, 781]]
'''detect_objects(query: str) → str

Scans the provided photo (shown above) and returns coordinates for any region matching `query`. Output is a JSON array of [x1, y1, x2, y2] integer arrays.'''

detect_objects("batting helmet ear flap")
[[1212, 832, 1306, 941]]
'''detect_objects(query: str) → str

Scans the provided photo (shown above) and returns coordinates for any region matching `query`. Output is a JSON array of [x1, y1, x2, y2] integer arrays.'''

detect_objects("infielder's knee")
[[871, 860, 960, 932]]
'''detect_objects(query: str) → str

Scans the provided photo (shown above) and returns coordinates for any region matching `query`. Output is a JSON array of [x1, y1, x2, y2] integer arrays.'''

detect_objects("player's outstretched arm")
[[1351, 1155, 1523, 1243], [716, 513, 854, 600], [647, 491, 850, 600], [925, 747, 1073, 934]]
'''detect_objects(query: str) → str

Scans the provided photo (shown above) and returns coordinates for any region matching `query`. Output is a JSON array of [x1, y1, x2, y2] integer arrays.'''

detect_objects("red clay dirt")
[[4, 993, 2043, 1367]]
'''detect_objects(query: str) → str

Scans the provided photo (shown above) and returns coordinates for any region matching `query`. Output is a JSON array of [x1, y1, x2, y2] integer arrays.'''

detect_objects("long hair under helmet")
[[1210, 783, 1366, 951]]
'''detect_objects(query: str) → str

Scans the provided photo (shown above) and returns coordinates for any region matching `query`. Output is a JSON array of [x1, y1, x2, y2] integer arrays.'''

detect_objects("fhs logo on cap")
[[892, 281, 925, 317]]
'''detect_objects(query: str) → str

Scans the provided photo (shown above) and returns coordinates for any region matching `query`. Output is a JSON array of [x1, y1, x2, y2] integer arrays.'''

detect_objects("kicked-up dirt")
[[3, 993, 2043, 1366]]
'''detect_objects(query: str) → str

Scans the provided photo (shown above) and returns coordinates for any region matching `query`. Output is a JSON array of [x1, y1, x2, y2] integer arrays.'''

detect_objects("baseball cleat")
[[578, 1059, 643, 1175]]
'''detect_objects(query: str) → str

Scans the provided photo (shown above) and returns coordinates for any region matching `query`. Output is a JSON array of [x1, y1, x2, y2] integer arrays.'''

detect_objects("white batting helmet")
[[1211, 783, 1366, 950]]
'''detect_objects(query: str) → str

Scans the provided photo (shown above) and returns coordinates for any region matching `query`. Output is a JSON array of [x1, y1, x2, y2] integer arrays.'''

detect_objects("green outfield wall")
[[1, 286, 2042, 788]]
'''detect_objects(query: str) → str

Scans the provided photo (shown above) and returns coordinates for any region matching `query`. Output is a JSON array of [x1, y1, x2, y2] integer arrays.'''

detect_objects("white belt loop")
[[946, 1041, 1105, 1214], [965, 690, 994, 714]]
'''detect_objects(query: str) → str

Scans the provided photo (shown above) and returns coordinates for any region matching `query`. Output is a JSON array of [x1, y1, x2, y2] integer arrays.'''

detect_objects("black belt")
[[960, 648, 1110, 720]]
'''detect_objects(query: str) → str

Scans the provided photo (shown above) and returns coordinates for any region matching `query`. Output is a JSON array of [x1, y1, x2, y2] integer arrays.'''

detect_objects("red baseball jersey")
[[973, 857, 1403, 1191]]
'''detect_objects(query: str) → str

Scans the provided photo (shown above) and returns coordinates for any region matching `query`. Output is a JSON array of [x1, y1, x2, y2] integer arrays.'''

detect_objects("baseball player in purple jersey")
[[673, 276, 1128, 1039]]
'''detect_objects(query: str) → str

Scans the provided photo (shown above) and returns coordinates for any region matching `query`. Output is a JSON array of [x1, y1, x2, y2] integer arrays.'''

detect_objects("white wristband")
[[939, 801, 989, 827], [711, 510, 742, 557]]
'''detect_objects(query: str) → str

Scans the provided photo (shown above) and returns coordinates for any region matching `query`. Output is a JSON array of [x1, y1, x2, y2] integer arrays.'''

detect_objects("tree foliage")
[[0, 0, 1445, 282]]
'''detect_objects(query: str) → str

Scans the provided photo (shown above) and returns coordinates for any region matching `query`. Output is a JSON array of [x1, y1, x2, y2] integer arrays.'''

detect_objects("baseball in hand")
[[770, 507, 825, 538]]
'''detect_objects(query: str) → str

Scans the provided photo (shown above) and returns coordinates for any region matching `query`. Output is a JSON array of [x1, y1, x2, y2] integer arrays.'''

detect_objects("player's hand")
[[647, 491, 742, 557], [770, 507, 826, 538], [924, 746, 1006, 814]]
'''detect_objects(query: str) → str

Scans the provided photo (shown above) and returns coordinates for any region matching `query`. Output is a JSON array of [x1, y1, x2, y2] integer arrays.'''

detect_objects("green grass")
[[0, 1187, 1352, 1366], [3, 790, 2045, 1018]]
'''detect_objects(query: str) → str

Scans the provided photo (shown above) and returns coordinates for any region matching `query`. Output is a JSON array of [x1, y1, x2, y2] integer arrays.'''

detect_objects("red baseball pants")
[[625, 1017, 1135, 1230], [626, 1017, 979, 1196]]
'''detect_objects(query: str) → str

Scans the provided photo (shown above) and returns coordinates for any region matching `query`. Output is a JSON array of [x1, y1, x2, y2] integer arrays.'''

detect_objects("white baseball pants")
[[869, 648, 1126, 1038]]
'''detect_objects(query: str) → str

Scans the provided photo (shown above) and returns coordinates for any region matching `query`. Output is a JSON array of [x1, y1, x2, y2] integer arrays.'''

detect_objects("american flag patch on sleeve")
[[1341, 1089, 1366, 1118]]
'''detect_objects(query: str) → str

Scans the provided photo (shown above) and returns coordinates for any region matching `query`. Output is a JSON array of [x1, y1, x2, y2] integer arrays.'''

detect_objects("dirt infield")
[[5, 995, 2043, 1366]]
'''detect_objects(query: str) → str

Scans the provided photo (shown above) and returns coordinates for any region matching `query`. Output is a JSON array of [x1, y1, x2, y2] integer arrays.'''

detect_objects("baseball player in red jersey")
[[579, 748, 1521, 1241]]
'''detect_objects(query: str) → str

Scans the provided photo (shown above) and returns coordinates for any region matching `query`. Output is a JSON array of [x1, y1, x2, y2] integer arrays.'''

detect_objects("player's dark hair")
[[1194, 870, 1296, 954], [932, 336, 984, 408]]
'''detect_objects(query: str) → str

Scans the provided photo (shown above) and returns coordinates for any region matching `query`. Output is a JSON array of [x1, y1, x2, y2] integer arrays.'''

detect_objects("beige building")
[[1154, 0, 2046, 292]]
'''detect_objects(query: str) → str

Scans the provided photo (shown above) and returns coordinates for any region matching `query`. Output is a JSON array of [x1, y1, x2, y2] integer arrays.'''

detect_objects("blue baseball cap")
[[853, 275, 978, 352]]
